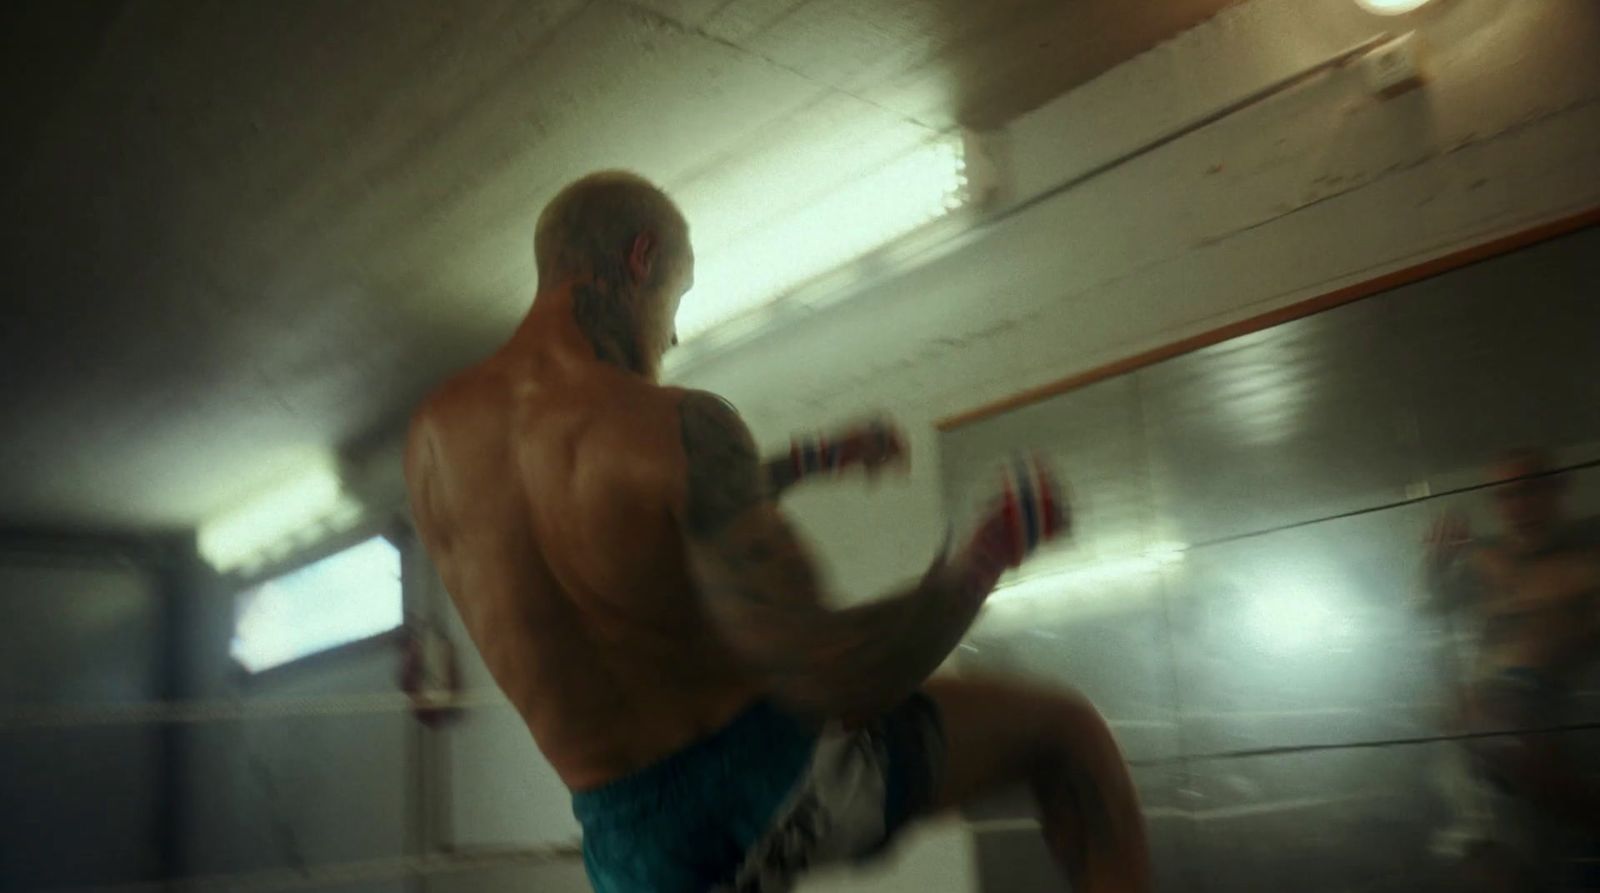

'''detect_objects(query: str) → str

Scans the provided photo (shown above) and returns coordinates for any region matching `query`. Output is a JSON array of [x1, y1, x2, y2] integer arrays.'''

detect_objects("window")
[[230, 536, 403, 673]]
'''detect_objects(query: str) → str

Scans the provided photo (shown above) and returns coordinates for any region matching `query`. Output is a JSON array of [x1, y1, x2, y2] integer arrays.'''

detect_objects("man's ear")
[[627, 232, 657, 286]]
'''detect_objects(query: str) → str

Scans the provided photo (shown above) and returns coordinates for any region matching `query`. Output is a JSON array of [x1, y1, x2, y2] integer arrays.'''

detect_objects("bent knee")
[[1033, 686, 1113, 741], [929, 676, 1109, 739]]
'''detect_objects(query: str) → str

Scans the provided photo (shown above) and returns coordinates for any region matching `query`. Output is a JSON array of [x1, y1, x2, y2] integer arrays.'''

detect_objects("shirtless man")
[[403, 171, 1148, 892], [1422, 449, 1600, 890]]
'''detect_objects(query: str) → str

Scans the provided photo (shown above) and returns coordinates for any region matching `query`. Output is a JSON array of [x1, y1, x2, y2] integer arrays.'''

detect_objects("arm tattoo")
[[679, 391, 987, 716], [571, 282, 644, 374], [678, 391, 764, 535]]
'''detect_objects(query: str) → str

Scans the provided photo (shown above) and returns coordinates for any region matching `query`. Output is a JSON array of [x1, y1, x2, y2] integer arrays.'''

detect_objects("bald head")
[[532, 172, 695, 378], [535, 171, 691, 288]]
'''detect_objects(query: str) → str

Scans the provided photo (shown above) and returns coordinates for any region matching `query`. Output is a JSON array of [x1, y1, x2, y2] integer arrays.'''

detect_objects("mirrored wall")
[[941, 226, 1600, 892]]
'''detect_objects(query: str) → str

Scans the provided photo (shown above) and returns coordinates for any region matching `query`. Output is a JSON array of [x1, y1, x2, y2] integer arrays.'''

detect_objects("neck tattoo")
[[571, 282, 645, 374]]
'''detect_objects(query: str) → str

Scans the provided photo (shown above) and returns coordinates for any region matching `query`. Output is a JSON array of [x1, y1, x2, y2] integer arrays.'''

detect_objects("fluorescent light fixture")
[[1354, 0, 1434, 14], [674, 134, 970, 342], [230, 536, 403, 672], [989, 541, 1189, 603], [198, 454, 364, 573]]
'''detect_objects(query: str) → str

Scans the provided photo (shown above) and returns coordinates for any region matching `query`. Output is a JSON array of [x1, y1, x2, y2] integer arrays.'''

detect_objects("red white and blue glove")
[[789, 418, 907, 480], [954, 454, 1070, 596]]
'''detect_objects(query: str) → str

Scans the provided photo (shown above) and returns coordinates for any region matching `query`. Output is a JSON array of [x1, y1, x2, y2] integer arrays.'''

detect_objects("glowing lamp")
[[674, 134, 973, 344], [198, 454, 363, 573], [1354, 0, 1435, 14]]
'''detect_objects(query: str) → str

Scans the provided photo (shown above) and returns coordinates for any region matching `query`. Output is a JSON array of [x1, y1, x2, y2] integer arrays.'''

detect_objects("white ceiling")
[[2, 0, 1238, 533]]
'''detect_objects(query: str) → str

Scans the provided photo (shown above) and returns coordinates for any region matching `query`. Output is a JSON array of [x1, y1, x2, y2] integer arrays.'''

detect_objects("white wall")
[[427, 0, 1600, 890]]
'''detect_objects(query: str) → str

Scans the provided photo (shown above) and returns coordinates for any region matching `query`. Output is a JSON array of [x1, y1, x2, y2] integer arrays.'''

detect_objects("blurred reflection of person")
[[1421, 448, 1600, 891]]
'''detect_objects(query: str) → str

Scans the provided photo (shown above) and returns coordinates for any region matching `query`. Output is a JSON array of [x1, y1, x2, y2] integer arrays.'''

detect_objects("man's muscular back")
[[405, 339, 757, 790]]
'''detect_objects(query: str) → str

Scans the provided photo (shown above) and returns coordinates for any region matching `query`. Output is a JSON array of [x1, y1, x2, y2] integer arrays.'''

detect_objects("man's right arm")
[[675, 391, 1001, 720]]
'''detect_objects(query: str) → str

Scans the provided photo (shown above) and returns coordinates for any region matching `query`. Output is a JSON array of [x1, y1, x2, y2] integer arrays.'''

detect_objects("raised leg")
[[921, 676, 1151, 892]]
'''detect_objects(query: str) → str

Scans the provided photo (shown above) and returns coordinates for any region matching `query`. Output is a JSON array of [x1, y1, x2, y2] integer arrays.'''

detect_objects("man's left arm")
[[762, 418, 907, 499]]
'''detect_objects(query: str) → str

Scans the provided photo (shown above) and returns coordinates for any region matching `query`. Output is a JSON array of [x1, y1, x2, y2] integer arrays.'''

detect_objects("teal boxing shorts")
[[571, 695, 945, 893]]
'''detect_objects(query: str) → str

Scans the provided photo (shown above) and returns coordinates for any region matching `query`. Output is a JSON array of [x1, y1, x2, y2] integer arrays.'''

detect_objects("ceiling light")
[[198, 454, 363, 573], [1354, 0, 1435, 14], [674, 134, 972, 343]]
